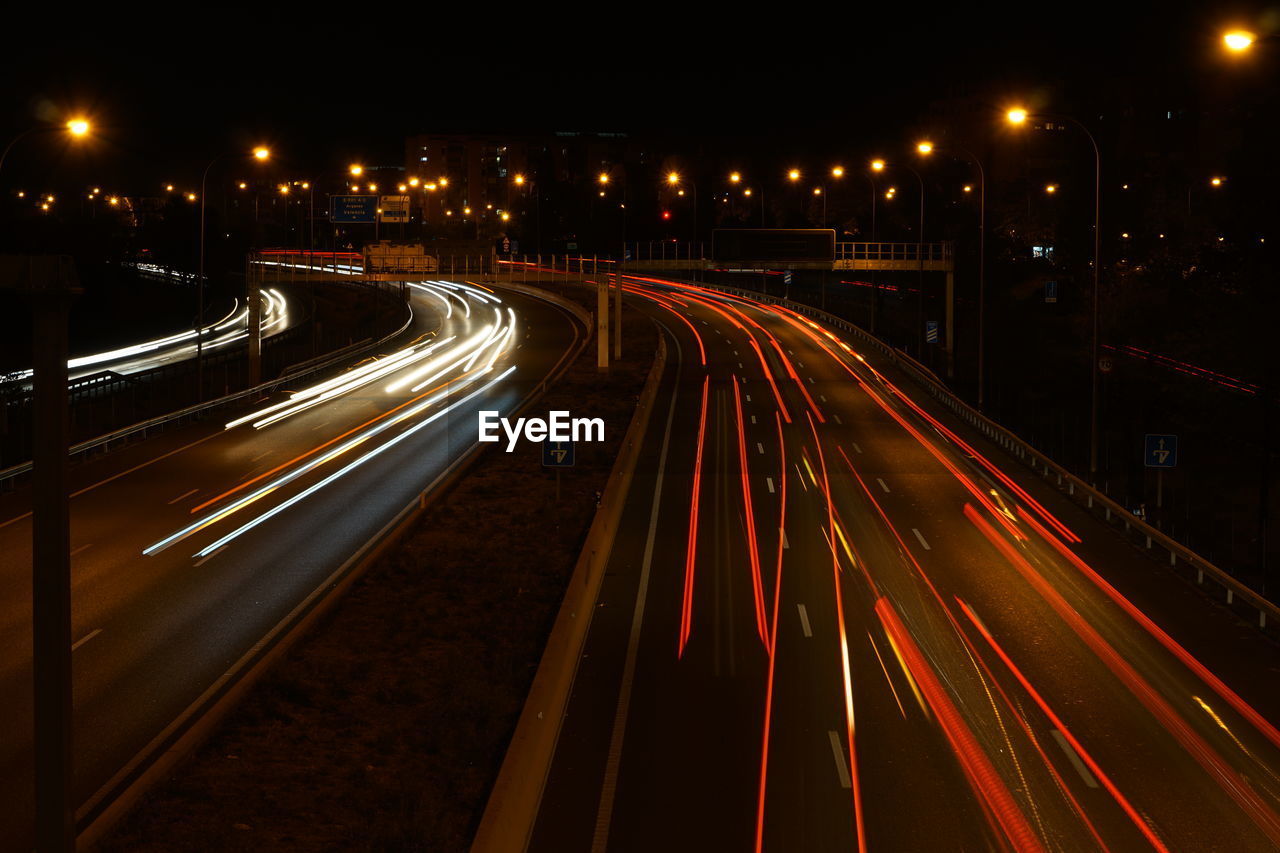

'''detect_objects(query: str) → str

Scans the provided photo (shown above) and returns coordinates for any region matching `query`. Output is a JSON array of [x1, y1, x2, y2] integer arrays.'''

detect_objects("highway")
[[529, 275, 1280, 852], [3, 284, 295, 387], [0, 278, 582, 849]]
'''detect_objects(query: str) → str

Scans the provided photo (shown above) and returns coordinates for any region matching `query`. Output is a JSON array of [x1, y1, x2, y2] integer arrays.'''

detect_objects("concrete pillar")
[[597, 276, 609, 371]]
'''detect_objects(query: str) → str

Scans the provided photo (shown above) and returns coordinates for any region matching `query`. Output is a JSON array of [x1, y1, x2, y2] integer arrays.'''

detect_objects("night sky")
[[3, 4, 1268, 188]]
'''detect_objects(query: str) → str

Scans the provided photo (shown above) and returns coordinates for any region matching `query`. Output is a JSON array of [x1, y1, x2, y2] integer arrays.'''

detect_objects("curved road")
[[530, 275, 1280, 852], [0, 279, 582, 849]]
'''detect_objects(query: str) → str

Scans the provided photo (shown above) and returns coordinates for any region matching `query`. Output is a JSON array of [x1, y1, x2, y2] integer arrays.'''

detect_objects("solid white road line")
[[1051, 730, 1099, 788], [72, 628, 102, 651], [828, 731, 852, 789], [912, 528, 931, 551], [593, 331, 684, 852], [797, 603, 813, 637], [167, 488, 199, 505], [876, 477, 890, 493]]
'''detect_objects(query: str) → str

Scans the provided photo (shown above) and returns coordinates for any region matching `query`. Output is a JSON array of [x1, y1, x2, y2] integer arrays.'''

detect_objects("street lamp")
[[198, 145, 270, 400], [917, 139, 986, 393], [873, 157, 927, 353], [667, 171, 699, 251], [0, 117, 93, 176], [1007, 106, 1104, 479], [1223, 30, 1256, 52]]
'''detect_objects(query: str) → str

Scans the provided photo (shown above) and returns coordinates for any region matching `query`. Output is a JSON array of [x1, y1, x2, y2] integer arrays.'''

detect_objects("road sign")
[[783, 271, 793, 286], [1144, 434, 1177, 468], [379, 195, 410, 223], [1045, 280, 1058, 303], [925, 320, 939, 344], [543, 439, 575, 467], [331, 195, 377, 223]]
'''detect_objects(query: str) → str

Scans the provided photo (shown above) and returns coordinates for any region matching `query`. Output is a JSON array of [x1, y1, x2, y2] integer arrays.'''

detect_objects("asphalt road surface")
[[0, 279, 582, 849], [530, 275, 1280, 853]]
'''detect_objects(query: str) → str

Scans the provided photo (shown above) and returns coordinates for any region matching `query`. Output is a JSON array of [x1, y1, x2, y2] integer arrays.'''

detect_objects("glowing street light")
[[831, 166, 845, 178], [667, 171, 681, 185], [729, 171, 741, 183], [599, 171, 610, 184], [253, 146, 270, 161], [787, 168, 800, 182], [66, 118, 90, 137], [349, 164, 363, 176], [916, 141, 934, 155], [870, 159, 885, 172], [1224, 30, 1256, 52], [1211, 176, 1225, 186], [1006, 107, 1028, 124], [1045, 183, 1059, 194], [513, 174, 526, 185]]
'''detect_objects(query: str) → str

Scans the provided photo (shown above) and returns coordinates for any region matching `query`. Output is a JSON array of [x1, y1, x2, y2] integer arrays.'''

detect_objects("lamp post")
[[1007, 107, 1103, 479], [862, 168, 879, 333], [918, 140, 987, 405], [667, 171, 698, 254], [198, 146, 269, 400], [0, 118, 91, 177], [873, 158, 926, 353]]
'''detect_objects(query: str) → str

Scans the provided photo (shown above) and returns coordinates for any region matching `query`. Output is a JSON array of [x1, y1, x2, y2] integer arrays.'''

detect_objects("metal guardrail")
[[834, 241, 951, 262], [668, 277, 1280, 636], [0, 310, 414, 491]]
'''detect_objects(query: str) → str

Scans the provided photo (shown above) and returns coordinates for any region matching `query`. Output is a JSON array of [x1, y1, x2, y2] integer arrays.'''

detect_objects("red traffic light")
[[661, 210, 671, 220]]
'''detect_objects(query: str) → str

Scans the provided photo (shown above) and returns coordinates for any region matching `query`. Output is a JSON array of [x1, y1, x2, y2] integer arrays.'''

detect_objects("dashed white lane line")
[[766, 477, 775, 493], [798, 360, 805, 368], [807, 376, 816, 384], [745, 394, 752, 402], [751, 415, 757, 424], [797, 603, 813, 637], [787, 349, 794, 355], [70, 543, 93, 558], [876, 477, 891, 493], [167, 488, 199, 505], [852, 442, 863, 453], [833, 414, 843, 425], [819, 395, 827, 402], [912, 528, 931, 551], [72, 628, 102, 652], [738, 362, 744, 369], [733, 350, 739, 355], [1051, 730, 1100, 788], [828, 731, 852, 789], [756, 442, 765, 455], [781, 528, 790, 549]]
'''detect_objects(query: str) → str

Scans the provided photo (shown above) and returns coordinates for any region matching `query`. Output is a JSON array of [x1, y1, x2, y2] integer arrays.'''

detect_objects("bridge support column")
[[248, 261, 262, 386], [612, 274, 622, 360], [597, 276, 609, 371], [944, 268, 955, 378]]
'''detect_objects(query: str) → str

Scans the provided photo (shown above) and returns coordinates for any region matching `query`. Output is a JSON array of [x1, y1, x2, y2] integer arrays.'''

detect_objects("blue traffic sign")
[[1144, 434, 1177, 468], [925, 320, 939, 344], [330, 195, 377, 223], [543, 440, 575, 467]]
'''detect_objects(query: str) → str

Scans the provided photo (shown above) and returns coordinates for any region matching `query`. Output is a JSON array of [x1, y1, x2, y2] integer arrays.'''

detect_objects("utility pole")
[[2, 255, 80, 853]]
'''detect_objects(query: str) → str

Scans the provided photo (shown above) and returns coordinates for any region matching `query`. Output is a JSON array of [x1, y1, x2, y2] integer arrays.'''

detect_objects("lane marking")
[[70, 543, 93, 558], [593, 329, 684, 852], [739, 362, 744, 369], [912, 528, 931, 551], [828, 731, 852, 788], [780, 527, 790, 549], [756, 442, 765, 455], [797, 360, 805, 368], [819, 395, 827, 402], [766, 477, 775, 494], [745, 394, 752, 402], [72, 628, 102, 651], [851, 441, 862, 453], [1051, 730, 1100, 788], [807, 376, 815, 384], [167, 488, 199, 505], [751, 415, 757, 424], [251, 450, 271, 462], [797, 603, 813, 637], [833, 414, 842, 425], [876, 477, 890, 493]]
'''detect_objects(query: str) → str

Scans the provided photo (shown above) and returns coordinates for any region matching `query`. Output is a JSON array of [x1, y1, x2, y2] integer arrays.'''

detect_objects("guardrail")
[[0, 309, 414, 492], [653, 275, 1280, 637]]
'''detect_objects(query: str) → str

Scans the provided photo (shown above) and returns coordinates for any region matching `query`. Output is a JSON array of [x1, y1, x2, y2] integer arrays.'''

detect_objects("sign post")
[[543, 440, 575, 502], [1144, 433, 1178, 511]]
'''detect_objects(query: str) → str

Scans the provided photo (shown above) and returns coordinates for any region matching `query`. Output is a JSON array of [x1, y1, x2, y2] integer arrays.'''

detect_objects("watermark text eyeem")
[[478, 410, 605, 452]]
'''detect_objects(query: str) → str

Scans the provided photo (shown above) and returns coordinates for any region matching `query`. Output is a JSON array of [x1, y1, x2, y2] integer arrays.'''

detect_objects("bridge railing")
[[835, 241, 950, 262]]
